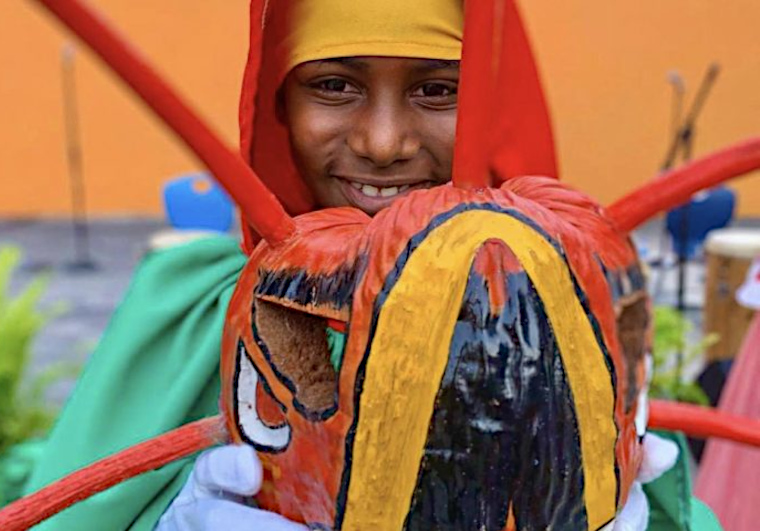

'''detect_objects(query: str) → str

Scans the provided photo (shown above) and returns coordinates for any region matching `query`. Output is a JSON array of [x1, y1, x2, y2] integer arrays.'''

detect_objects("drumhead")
[[705, 228, 760, 259]]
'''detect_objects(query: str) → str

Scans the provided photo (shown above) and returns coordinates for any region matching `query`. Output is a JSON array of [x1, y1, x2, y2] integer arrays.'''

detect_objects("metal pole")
[[61, 44, 96, 271]]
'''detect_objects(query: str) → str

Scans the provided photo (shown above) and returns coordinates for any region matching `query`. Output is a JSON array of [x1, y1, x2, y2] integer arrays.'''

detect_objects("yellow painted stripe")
[[341, 210, 617, 531]]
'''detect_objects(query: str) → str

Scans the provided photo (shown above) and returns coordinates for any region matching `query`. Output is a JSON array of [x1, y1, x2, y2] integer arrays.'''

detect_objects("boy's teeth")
[[350, 181, 415, 198], [380, 186, 399, 198], [361, 184, 380, 197]]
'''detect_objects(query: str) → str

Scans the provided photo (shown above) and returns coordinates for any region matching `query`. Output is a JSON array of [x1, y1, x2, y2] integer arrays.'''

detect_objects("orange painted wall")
[[1, 1, 758, 217]]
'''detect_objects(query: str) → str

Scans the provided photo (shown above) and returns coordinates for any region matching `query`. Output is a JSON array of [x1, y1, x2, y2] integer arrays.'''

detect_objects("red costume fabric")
[[695, 313, 760, 530]]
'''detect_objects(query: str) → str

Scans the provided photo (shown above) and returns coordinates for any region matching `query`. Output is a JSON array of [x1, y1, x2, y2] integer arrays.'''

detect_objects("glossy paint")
[[220, 178, 646, 530]]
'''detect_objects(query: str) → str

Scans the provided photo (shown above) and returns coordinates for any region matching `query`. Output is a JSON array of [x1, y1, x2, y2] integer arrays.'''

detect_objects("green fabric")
[[23, 236, 246, 531], [326, 327, 346, 372], [645, 432, 722, 531], [0, 438, 45, 505]]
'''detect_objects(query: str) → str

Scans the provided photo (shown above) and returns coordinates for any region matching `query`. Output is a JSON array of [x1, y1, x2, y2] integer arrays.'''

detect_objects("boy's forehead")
[[311, 57, 460, 72]]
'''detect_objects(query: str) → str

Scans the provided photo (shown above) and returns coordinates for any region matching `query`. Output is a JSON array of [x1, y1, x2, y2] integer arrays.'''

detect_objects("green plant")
[[0, 247, 76, 504], [650, 306, 716, 406]]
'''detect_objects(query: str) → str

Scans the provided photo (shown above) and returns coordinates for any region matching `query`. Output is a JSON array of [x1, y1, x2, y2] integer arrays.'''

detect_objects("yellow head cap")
[[285, 0, 464, 71]]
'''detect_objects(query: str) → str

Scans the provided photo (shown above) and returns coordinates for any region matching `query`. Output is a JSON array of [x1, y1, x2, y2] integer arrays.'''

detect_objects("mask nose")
[[347, 101, 421, 168]]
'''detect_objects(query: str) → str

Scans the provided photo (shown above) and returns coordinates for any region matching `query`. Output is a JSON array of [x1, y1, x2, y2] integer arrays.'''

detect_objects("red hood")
[[238, 0, 557, 251]]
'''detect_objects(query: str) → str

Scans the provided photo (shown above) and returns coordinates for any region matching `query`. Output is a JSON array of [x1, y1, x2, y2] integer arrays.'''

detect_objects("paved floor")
[[1, 218, 164, 402], [2, 216, 758, 404]]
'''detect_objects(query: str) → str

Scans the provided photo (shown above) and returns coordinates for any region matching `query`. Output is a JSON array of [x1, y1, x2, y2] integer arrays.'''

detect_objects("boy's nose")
[[347, 104, 421, 168]]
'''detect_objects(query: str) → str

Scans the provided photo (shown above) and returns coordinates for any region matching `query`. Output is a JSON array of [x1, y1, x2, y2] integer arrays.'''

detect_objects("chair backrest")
[[163, 173, 234, 232], [666, 186, 736, 259]]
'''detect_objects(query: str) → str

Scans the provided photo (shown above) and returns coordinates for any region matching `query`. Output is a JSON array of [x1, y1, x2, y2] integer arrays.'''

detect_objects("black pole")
[[672, 64, 719, 387], [61, 44, 96, 271]]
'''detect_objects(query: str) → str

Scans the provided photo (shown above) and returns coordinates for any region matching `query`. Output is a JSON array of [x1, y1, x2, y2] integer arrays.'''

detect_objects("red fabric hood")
[[238, 0, 557, 250]]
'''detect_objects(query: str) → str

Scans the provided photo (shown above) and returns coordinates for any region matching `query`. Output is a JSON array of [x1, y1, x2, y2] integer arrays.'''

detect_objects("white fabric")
[[158, 434, 679, 531], [610, 433, 680, 531], [736, 257, 760, 310], [156, 445, 308, 531]]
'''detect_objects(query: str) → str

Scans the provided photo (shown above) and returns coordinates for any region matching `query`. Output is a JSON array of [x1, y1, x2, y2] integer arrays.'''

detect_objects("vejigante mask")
[[3, 0, 760, 530], [221, 179, 648, 530]]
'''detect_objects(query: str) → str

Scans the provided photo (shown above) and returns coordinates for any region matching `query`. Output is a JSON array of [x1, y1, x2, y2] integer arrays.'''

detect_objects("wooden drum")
[[704, 228, 760, 361]]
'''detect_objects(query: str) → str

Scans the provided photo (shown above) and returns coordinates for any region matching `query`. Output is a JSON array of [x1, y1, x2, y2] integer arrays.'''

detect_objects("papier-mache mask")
[[5, 0, 760, 530], [221, 178, 648, 530]]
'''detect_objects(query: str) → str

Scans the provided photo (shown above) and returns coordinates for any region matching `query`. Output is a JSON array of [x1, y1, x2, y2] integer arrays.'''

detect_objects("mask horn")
[[453, 0, 558, 189], [0, 416, 227, 531], [608, 138, 760, 233], [649, 400, 760, 448], [33, 0, 295, 245]]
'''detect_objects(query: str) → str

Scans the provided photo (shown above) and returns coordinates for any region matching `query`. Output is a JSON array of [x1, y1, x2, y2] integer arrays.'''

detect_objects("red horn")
[[608, 138, 760, 233], [649, 400, 760, 448], [453, 0, 558, 189], [32, 0, 295, 245], [0, 416, 227, 531], [452, 0, 499, 189]]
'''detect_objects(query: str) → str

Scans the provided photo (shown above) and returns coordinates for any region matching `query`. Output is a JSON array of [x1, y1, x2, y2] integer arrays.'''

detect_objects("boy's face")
[[283, 57, 459, 215]]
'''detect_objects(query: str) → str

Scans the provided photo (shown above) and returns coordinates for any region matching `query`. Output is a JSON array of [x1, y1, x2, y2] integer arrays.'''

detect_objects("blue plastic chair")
[[163, 173, 234, 233], [666, 186, 736, 259]]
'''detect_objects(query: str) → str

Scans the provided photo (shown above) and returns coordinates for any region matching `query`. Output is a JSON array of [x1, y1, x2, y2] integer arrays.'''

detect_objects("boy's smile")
[[283, 57, 459, 215]]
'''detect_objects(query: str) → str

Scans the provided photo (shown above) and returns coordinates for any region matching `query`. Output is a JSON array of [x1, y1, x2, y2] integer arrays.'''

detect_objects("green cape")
[[20, 236, 721, 530], [24, 236, 246, 530]]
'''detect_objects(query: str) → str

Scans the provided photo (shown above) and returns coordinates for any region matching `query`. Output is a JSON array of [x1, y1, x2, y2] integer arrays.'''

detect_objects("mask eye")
[[616, 294, 649, 413], [253, 298, 342, 419]]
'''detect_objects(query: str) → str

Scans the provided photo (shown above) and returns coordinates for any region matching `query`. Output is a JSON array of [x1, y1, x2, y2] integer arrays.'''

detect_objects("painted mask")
[[220, 177, 649, 530]]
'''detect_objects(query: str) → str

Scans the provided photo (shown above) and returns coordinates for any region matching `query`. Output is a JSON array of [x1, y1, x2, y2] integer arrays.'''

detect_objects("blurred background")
[[0, 0, 759, 505], [2, 1, 760, 216]]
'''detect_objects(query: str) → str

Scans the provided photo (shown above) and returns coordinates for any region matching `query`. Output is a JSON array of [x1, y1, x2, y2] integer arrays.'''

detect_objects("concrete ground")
[[1, 216, 758, 404], [1, 218, 164, 402]]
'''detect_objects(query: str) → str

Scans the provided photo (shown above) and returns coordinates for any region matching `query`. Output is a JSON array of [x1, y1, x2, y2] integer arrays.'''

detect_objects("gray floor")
[[1, 216, 758, 404], [1, 218, 164, 402]]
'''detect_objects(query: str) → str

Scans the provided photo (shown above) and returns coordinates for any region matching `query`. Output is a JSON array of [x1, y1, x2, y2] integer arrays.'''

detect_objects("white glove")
[[608, 433, 680, 531], [159, 437, 678, 531], [156, 445, 309, 531]]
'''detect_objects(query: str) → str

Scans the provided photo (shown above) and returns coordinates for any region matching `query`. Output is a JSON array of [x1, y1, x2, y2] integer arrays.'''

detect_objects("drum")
[[704, 228, 760, 361]]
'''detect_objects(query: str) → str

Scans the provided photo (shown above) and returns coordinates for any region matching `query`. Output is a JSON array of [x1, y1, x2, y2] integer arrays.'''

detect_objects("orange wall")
[[2, 1, 759, 217]]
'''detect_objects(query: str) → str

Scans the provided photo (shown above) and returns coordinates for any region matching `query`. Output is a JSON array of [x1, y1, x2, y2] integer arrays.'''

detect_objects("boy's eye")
[[411, 82, 458, 108], [414, 83, 457, 98], [311, 78, 360, 94]]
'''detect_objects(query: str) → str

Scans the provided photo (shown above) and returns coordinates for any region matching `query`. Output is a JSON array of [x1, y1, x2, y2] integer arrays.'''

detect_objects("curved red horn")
[[452, 0, 498, 189], [649, 400, 760, 448], [32, 0, 295, 245], [0, 416, 227, 531], [453, 0, 558, 189], [608, 138, 760, 233]]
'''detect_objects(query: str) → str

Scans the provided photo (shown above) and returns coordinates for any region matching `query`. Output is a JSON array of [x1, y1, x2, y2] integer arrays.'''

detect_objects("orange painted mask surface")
[[220, 177, 647, 530]]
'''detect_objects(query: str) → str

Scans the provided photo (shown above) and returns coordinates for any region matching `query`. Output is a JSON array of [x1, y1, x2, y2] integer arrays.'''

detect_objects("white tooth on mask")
[[350, 181, 363, 190], [361, 184, 380, 197], [380, 186, 399, 198]]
